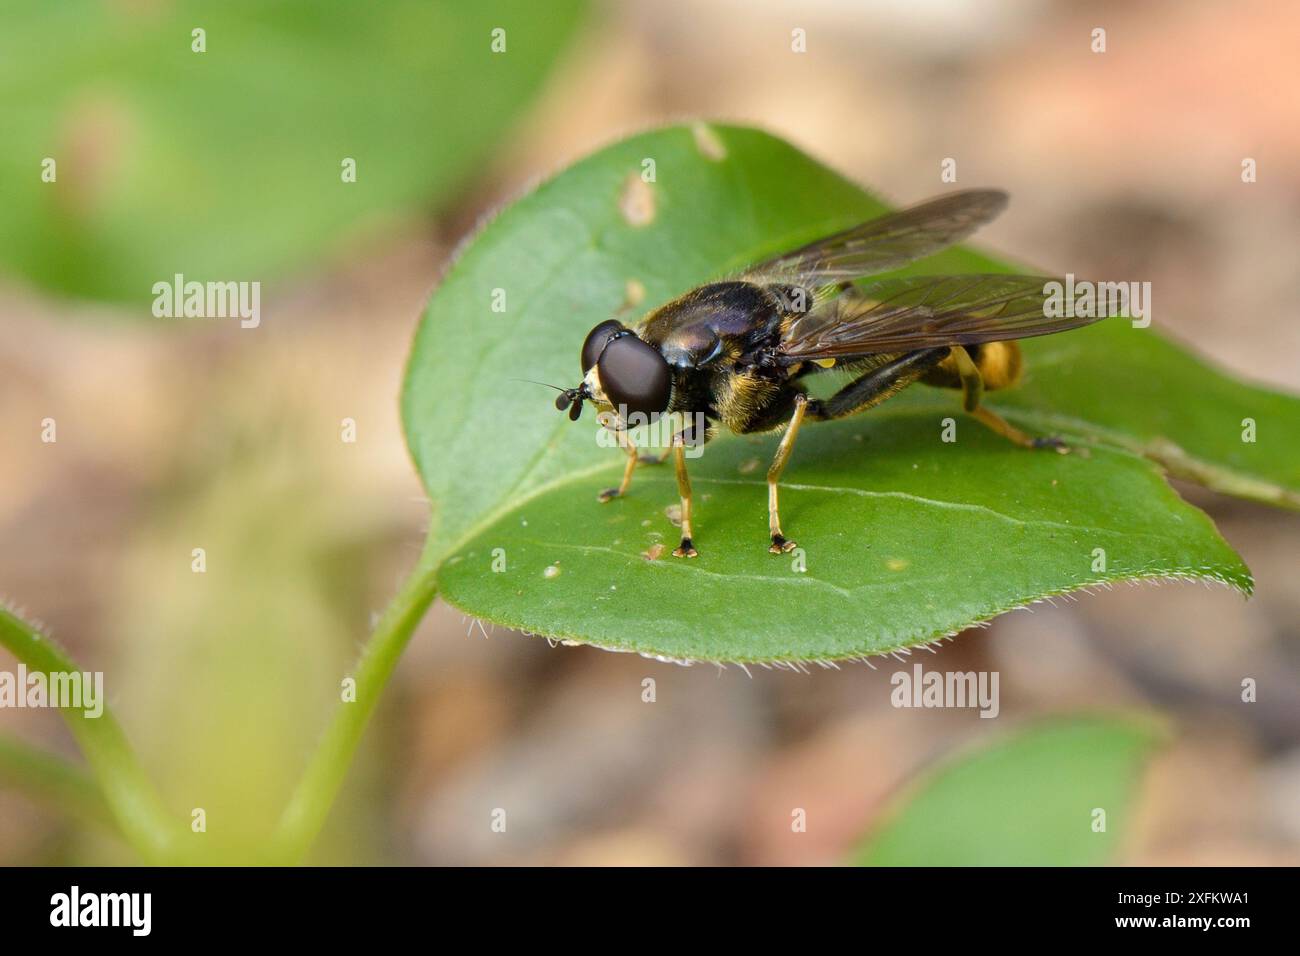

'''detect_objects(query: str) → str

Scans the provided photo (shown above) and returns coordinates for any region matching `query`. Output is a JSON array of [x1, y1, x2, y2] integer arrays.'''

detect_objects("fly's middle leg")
[[767, 393, 808, 554], [670, 436, 698, 558], [950, 345, 1068, 453]]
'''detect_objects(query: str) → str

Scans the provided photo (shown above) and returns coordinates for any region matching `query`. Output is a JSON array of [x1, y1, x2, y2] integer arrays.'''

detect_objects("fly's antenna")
[[516, 378, 588, 420], [511, 378, 567, 392]]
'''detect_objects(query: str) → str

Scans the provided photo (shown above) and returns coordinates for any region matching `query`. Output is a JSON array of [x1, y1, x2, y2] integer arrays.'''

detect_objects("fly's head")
[[555, 320, 672, 427]]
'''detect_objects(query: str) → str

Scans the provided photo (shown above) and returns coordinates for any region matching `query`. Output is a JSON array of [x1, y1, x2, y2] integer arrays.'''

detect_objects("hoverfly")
[[553, 190, 1102, 557]]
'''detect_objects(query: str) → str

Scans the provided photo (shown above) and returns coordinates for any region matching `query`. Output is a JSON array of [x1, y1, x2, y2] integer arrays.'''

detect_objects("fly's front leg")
[[951, 346, 1068, 453], [598, 427, 639, 503], [768, 393, 808, 554], [598, 412, 677, 502]]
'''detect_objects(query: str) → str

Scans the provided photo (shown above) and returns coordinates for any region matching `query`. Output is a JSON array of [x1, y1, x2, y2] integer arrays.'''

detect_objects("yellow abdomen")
[[921, 341, 1023, 391]]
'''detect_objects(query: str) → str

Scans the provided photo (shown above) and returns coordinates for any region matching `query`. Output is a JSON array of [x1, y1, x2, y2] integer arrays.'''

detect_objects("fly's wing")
[[741, 189, 1008, 295], [777, 274, 1102, 362]]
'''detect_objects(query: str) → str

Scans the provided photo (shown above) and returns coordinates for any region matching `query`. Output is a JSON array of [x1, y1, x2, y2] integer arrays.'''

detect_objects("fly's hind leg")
[[804, 348, 949, 422], [949, 346, 1068, 453]]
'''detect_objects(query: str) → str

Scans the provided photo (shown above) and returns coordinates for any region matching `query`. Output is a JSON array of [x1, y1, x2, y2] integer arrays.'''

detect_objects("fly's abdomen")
[[921, 341, 1023, 391]]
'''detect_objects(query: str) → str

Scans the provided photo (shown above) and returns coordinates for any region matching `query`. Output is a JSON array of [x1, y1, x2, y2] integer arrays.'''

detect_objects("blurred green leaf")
[[0, 0, 586, 302], [854, 717, 1164, 866], [400, 123, 1290, 662], [0, 734, 115, 832], [0, 606, 179, 859], [111, 423, 393, 864]]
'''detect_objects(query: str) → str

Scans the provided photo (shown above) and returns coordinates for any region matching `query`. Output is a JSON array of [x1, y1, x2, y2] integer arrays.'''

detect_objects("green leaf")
[[1001, 321, 1300, 508], [0, 0, 586, 302], [402, 123, 1291, 663], [853, 716, 1165, 866], [433, 418, 1249, 662]]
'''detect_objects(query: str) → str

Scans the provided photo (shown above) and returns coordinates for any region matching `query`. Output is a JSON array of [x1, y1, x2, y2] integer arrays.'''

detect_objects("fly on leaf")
[[552, 190, 1101, 557]]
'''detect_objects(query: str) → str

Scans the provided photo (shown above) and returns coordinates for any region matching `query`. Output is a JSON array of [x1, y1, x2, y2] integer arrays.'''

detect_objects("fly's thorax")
[[665, 365, 715, 418], [639, 281, 781, 363], [712, 367, 786, 434]]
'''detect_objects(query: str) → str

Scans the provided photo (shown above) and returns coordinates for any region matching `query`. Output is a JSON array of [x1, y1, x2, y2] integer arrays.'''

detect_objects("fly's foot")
[[769, 533, 797, 554], [1031, 435, 1070, 454], [672, 537, 698, 558], [597, 488, 622, 503]]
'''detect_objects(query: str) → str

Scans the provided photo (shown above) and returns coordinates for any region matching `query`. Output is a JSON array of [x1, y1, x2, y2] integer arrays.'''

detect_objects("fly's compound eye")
[[597, 333, 672, 421], [581, 319, 625, 373]]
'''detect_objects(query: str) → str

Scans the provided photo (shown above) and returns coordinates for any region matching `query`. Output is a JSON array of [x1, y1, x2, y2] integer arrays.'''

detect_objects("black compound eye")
[[581, 320, 625, 373], [597, 334, 672, 420]]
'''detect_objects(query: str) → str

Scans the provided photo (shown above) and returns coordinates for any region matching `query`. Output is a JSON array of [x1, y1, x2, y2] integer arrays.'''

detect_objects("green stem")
[[0, 734, 117, 831], [273, 550, 440, 862], [0, 607, 179, 861]]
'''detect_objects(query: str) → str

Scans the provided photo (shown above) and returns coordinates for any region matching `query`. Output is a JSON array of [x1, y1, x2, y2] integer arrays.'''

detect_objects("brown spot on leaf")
[[625, 278, 646, 307], [57, 91, 135, 221], [619, 173, 655, 227], [692, 122, 727, 161]]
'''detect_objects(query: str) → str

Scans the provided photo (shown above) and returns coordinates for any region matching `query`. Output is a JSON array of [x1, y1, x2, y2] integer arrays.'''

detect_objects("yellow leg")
[[671, 439, 698, 558], [952, 346, 1068, 453], [950, 344, 984, 413], [598, 430, 639, 502], [767, 394, 807, 554]]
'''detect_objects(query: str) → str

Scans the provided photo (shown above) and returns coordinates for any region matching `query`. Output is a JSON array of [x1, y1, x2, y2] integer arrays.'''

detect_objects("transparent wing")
[[742, 189, 1008, 290], [777, 274, 1102, 361]]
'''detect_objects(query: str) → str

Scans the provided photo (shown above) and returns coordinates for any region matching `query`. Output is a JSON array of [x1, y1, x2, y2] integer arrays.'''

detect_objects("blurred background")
[[1, 0, 1298, 865]]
